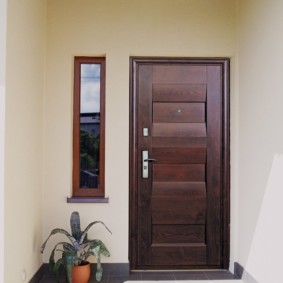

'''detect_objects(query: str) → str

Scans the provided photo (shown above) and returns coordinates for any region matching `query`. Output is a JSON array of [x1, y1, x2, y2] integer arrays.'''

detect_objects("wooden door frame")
[[129, 57, 230, 270]]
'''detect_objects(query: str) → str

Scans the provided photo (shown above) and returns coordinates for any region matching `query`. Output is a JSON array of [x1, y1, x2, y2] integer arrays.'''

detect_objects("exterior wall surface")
[[3, 0, 283, 281], [44, 0, 237, 265], [4, 0, 46, 282], [0, 0, 7, 282], [237, 0, 283, 282]]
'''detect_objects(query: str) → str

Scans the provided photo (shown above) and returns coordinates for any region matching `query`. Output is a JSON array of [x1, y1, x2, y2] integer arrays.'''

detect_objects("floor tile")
[[173, 271, 208, 280], [141, 271, 174, 277], [142, 275, 175, 280], [39, 275, 67, 283], [142, 271, 174, 281], [205, 270, 237, 280], [89, 276, 109, 283], [39, 275, 59, 283], [39, 270, 239, 282], [107, 274, 142, 283]]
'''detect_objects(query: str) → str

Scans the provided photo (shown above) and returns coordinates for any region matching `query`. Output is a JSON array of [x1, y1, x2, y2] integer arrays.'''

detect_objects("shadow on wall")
[[244, 154, 283, 283]]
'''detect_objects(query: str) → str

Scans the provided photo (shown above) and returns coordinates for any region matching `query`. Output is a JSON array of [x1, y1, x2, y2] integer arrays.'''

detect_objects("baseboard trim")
[[234, 262, 258, 283], [30, 262, 130, 282]]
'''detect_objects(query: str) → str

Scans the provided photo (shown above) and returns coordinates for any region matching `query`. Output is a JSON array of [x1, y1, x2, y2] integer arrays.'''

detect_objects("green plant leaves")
[[70, 211, 82, 241], [80, 221, 112, 245], [48, 241, 72, 276], [63, 250, 76, 283], [40, 212, 111, 283], [40, 228, 79, 253]]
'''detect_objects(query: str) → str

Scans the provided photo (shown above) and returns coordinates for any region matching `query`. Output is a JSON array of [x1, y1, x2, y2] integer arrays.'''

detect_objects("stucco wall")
[[4, 0, 283, 281], [44, 0, 237, 265], [0, 0, 7, 282], [237, 0, 283, 282], [4, 0, 46, 282]]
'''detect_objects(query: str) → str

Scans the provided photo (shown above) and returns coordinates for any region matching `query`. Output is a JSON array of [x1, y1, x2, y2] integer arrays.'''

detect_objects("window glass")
[[72, 57, 105, 198], [80, 64, 100, 189]]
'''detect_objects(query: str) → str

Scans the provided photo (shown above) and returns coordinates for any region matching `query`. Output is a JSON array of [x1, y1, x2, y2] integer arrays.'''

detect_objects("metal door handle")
[[142, 150, 157, 179], [144, 158, 157, 162]]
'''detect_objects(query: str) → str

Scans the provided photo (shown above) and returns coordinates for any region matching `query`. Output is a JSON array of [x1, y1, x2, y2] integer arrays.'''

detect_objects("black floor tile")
[[102, 264, 131, 276], [141, 271, 174, 277], [89, 276, 109, 283], [38, 276, 55, 283], [39, 270, 237, 282], [39, 275, 67, 283], [107, 274, 142, 283], [205, 270, 238, 280], [142, 275, 175, 281], [142, 271, 174, 281], [173, 271, 208, 280]]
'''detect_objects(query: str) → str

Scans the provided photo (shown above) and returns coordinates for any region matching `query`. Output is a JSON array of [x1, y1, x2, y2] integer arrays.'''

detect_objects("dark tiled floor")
[[39, 270, 239, 283]]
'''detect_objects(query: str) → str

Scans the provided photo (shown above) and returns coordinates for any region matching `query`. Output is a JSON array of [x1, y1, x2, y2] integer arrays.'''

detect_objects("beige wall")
[[4, 0, 46, 282], [4, 0, 283, 281], [237, 0, 283, 281], [0, 0, 7, 281], [44, 0, 237, 264]]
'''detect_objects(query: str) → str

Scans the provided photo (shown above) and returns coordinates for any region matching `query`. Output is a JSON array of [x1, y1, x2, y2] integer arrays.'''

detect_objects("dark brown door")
[[130, 57, 230, 270]]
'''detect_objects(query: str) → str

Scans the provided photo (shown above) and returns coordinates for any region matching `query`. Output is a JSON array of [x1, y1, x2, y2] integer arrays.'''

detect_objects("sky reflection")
[[80, 64, 100, 113]]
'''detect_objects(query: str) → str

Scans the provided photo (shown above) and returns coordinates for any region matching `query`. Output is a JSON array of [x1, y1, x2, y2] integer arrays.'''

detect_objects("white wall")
[[4, 0, 46, 282], [237, 0, 283, 282], [0, 0, 7, 281], [44, 0, 237, 264]]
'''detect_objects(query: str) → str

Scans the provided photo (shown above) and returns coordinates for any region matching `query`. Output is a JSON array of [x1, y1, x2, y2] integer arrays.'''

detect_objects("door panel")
[[151, 245, 207, 266], [130, 57, 230, 270], [152, 225, 206, 244], [152, 147, 206, 164], [152, 137, 207, 148], [153, 102, 205, 123], [153, 84, 207, 102], [152, 196, 206, 224], [153, 123, 207, 137], [153, 164, 205, 182], [152, 65, 206, 83]]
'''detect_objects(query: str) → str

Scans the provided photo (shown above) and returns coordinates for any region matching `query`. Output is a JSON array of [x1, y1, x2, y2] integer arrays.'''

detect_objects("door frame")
[[129, 57, 230, 270]]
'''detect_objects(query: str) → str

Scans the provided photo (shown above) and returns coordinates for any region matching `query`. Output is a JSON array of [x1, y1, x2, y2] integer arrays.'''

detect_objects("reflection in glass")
[[80, 64, 100, 189]]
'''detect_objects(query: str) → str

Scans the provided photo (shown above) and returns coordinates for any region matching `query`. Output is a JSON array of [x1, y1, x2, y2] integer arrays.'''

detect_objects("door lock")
[[142, 150, 157, 179]]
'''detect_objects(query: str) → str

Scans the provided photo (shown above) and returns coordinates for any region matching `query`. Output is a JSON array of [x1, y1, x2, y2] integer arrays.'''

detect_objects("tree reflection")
[[80, 129, 99, 188]]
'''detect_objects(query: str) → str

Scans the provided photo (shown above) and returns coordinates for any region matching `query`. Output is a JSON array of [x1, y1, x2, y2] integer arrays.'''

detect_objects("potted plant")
[[40, 211, 111, 283]]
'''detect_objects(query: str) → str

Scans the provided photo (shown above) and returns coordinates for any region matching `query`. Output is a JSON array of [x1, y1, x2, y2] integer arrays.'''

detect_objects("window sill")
[[67, 197, 109, 203]]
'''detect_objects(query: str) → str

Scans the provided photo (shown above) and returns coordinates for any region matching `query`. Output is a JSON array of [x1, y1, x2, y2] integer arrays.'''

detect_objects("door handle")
[[144, 158, 157, 162], [142, 150, 157, 179]]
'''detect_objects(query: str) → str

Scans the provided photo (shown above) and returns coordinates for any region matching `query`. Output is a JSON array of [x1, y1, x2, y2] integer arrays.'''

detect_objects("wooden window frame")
[[72, 56, 106, 199]]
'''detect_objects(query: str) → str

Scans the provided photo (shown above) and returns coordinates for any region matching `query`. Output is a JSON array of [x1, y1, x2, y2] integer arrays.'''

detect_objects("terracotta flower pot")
[[72, 261, 91, 283]]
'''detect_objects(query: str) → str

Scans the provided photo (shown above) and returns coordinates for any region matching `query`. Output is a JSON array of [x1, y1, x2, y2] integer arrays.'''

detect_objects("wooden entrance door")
[[130, 57, 230, 270]]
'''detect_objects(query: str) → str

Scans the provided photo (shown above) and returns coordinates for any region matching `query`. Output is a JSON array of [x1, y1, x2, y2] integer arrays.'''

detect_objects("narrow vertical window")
[[72, 57, 105, 198]]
